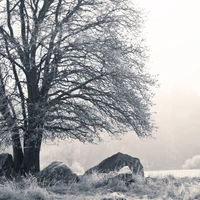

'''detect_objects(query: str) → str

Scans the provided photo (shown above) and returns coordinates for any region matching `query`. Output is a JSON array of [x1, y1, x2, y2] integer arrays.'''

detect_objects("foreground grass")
[[0, 173, 200, 200]]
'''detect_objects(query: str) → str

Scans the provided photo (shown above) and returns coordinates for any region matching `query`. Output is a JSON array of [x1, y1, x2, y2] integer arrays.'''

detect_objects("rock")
[[37, 161, 79, 186], [0, 153, 14, 178], [84, 152, 144, 177]]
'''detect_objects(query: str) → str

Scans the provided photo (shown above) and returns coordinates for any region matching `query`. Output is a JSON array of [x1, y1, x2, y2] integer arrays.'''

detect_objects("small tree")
[[0, 0, 157, 174]]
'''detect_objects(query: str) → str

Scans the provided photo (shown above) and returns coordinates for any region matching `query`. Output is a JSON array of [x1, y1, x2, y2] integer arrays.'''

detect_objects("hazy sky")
[[140, 0, 200, 95], [5, 0, 200, 173]]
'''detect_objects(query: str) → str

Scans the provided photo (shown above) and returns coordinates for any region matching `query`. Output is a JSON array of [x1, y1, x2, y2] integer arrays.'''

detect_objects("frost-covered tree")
[[0, 0, 157, 174]]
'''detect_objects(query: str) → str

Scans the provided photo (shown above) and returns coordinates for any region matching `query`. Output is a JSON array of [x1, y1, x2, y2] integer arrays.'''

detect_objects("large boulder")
[[0, 153, 14, 178], [84, 152, 144, 177], [37, 161, 79, 186]]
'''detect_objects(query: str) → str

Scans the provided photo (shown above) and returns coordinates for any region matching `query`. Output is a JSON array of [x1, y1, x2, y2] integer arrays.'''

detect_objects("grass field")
[[0, 172, 200, 200]]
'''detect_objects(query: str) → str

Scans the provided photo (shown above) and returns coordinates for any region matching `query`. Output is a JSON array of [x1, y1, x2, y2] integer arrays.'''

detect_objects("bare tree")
[[0, 0, 157, 174]]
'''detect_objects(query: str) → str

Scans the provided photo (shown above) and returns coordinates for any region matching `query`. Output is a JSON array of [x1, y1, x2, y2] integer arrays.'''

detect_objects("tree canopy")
[[0, 0, 157, 174]]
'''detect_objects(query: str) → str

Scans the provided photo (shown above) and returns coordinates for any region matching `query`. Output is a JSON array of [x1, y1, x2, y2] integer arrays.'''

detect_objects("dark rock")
[[37, 161, 79, 186], [84, 152, 144, 177], [0, 153, 14, 178]]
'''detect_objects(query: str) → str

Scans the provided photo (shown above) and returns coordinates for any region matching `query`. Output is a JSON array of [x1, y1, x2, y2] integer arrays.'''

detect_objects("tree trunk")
[[12, 133, 23, 173], [22, 146, 41, 174], [22, 132, 42, 174], [21, 68, 43, 174]]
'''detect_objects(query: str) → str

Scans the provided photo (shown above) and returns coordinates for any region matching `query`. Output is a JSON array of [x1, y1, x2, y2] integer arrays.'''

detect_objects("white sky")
[[139, 0, 200, 94]]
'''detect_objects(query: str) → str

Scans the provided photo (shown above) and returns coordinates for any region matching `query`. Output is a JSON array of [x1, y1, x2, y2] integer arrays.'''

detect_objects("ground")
[[0, 173, 200, 200]]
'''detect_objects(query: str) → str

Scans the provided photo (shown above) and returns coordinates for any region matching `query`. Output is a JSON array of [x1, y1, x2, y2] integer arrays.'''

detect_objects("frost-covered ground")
[[0, 170, 200, 200]]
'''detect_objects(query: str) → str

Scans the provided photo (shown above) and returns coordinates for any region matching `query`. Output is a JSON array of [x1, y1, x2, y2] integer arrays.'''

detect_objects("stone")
[[0, 153, 14, 178], [37, 161, 79, 186], [84, 152, 144, 177]]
